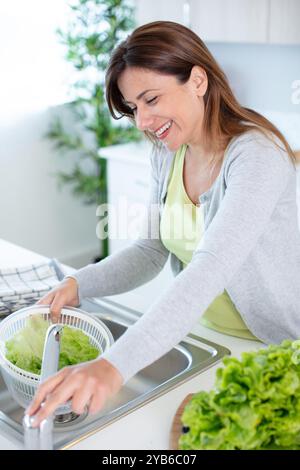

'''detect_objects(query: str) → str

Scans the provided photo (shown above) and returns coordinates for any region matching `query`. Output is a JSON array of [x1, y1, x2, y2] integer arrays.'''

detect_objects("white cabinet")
[[190, 0, 269, 43], [136, 0, 186, 26], [135, 0, 300, 45], [106, 154, 150, 254], [100, 141, 174, 312], [269, 0, 300, 45], [101, 141, 151, 254]]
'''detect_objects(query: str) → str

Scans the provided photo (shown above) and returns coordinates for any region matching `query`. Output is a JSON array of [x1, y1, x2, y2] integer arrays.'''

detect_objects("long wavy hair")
[[105, 21, 296, 166]]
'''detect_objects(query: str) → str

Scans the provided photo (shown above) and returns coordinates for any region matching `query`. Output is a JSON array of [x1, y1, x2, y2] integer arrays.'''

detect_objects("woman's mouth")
[[154, 120, 173, 140]]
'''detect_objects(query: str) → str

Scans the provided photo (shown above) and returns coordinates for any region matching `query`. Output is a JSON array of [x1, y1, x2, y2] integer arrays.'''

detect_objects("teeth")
[[155, 120, 172, 137]]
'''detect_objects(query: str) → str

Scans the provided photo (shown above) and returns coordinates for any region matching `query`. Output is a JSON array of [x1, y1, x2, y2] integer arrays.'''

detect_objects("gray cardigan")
[[69, 129, 300, 383]]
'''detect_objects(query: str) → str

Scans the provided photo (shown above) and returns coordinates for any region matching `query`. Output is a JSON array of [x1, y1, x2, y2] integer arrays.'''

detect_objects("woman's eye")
[[146, 97, 157, 105], [129, 97, 157, 114]]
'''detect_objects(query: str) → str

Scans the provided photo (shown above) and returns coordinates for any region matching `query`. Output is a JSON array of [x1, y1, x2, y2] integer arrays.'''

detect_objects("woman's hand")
[[25, 358, 123, 427], [36, 277, 79, 323]]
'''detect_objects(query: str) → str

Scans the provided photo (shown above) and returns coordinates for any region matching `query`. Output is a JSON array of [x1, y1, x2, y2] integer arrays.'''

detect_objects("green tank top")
[[160, 144, 257, 340]]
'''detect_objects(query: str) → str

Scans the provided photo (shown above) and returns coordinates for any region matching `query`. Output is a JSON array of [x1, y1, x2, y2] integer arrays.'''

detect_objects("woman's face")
[[118, 66, 208, 152]]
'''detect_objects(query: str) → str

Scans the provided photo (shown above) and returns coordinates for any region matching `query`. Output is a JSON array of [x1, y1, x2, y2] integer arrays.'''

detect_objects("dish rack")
[[0, 305, 114, 411]]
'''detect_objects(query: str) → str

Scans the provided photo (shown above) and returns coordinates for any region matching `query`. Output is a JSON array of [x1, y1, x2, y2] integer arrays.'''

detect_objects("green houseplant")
[[46, 0, 141, 261]]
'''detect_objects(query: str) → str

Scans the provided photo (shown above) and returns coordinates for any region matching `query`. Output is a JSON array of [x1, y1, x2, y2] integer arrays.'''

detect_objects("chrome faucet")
[[23, 323, 63, 450]]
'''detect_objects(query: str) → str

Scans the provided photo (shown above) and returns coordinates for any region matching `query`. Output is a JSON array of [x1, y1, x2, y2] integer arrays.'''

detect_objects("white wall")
[[0, 1, 101, 268], [0, 107, 101, 268], [207, 42, 300, 114], [0, 0, 72, 126], [1, 1, 298, 270]]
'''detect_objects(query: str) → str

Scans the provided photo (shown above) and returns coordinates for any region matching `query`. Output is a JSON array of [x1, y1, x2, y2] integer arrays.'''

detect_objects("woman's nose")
[[135, 108, 154, 132]]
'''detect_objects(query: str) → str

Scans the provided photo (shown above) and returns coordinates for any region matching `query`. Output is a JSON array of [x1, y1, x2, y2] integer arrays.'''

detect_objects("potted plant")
[[46, 0, 141, 262]]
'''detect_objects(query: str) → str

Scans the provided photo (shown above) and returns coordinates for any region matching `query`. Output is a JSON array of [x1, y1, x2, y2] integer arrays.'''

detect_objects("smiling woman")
[[27, 21, 300, 432], [105, 21, 295, 164]]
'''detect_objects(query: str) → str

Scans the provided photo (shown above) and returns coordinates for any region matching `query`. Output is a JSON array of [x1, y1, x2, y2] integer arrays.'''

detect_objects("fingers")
[[71, 386, 93, 415], [35, 290, 63, 322], [36, 278, 79, 322], [36, 291, 56, 306], [25, 362, 114, 428], [26, 371, 77, 428], [49, 295, 65, 323], [88, 389, 107, 414], [30, 386, 74, 427], [36, 292, 64, 323], [26, 369, 68, 416]]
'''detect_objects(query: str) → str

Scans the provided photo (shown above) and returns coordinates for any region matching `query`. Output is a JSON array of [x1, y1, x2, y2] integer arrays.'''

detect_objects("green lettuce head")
[[179, 340, 300, 450], [5, 314, 100, 374]]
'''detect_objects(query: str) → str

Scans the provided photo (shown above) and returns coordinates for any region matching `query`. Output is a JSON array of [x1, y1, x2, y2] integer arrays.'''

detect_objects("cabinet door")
[[190, 0, 269, 43], [107, 158, 150, 255], [136, 0, 186, 26], [107, 158, 150, 201], [106, 156, 174, 311], [107, 192, 149, 254], [269, 0, 300, 45]]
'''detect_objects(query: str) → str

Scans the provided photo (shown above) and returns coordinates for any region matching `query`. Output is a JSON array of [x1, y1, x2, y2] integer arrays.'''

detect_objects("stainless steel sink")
[[0, 297, 230, 449]]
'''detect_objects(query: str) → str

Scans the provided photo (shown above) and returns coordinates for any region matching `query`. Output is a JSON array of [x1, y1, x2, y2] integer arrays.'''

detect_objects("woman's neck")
[[186, 132, 229, 167]]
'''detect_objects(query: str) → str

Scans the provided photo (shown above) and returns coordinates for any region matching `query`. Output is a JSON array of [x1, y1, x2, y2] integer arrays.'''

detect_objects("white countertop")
[[0, 238, 262, 450]]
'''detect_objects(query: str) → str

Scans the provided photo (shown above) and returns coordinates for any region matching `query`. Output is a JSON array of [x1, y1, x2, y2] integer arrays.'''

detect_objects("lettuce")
[[5, 315, 100, 374], [179, 340, 300, 450]]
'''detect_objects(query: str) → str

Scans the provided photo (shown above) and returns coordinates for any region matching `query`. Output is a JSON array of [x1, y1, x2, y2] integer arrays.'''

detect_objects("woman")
[[27, 21, 298, 426]]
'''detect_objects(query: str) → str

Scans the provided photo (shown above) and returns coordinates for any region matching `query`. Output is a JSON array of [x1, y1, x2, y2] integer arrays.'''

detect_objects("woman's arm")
[[28, 136, 293, 425], [100, 137, 293, 382], [67, 145, 170, 302]]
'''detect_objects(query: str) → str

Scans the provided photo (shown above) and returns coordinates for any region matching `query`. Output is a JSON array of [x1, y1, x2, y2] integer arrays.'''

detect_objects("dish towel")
[[0, 259, 65, 317]]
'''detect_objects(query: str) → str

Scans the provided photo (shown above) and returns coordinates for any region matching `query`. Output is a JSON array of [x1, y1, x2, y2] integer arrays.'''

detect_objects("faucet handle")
[[23, 411, 54, 450], [23, 414, 40, 450], [40, 324, 63, 383], [23, 323, 63, 450]]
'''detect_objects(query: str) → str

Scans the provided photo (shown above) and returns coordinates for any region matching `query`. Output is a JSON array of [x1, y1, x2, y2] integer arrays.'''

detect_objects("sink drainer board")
[[0, 297, 230, 449]]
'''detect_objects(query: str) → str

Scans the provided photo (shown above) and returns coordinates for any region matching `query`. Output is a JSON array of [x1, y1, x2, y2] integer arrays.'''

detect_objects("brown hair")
[[105, 21, 296, 166]]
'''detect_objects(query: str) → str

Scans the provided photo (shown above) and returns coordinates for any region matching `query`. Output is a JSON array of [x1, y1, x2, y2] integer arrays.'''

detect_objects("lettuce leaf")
[[179, 340, 300, 450], [5, 314, 100, 374]]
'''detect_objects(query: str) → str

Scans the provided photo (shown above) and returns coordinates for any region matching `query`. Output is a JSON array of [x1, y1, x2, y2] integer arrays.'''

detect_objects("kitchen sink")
[[0, 297, 230, 449]]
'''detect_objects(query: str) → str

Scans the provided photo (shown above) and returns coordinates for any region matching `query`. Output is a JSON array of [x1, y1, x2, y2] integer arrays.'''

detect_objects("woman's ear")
[[190, 65, 208, 97]]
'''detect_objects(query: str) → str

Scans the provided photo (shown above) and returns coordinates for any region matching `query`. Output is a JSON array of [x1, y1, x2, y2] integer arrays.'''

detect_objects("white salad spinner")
[[0, 305, 114, 411]]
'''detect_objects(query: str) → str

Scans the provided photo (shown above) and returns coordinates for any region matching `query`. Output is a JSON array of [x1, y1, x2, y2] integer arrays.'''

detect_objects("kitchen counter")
[[0, 238, 262, 450]]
